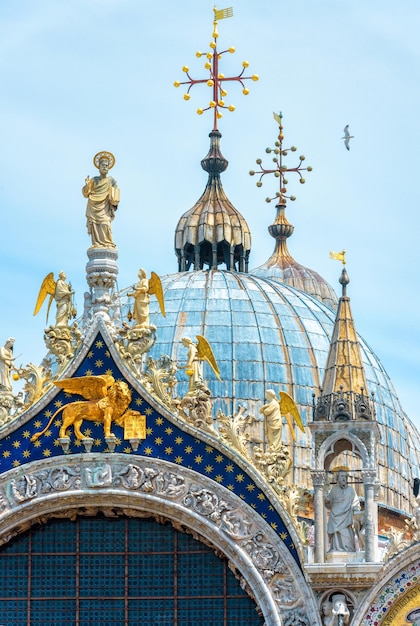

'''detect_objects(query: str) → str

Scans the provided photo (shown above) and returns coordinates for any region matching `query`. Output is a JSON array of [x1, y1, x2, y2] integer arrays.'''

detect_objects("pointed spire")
[[175, 130, 251, 272], [313, 268, 374, 421]]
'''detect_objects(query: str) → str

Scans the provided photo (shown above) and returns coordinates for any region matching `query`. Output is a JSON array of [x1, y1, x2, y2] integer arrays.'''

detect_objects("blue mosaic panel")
[[0, 516, 264, 625]]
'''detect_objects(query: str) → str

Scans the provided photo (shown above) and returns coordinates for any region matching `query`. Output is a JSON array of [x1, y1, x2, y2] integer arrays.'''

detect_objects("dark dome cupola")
[[175, 130, 251, 272], [173, 7, 258, 273]]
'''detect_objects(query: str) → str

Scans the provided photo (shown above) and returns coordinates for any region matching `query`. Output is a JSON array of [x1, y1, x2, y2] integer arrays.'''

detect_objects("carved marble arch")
[[316, 431, 370, 471], [0, 454, 321, 626], [352, 545, 420, 625]]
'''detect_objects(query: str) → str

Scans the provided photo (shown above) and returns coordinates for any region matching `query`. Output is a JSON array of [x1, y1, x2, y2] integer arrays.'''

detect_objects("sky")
[[0, 0, 419, 427]]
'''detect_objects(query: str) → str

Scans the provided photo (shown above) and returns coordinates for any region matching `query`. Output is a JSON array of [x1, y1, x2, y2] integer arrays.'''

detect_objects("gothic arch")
[[316, 430, 371, 470]]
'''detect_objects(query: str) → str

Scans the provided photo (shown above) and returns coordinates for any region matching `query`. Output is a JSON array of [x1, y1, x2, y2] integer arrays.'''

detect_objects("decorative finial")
[[330, 250, 349, 296], [174, 6, 259, 131], [249, 112, 312, 204], [338, 267, 350, 296]]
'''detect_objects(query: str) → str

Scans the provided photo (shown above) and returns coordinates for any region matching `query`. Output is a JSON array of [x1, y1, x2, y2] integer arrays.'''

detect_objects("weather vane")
[[174, 6, 259, 131], [249, 112, 312, 204], [329, 250, 346, 265]]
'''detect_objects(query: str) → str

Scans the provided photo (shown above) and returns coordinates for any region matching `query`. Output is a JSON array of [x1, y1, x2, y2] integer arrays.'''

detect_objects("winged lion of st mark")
[[31, 375, 141, 442]]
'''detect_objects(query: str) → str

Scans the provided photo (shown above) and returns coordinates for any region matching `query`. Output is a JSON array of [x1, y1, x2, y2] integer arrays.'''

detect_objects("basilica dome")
[[120, 113, 419, 518], [134, 267, 420, 515], [120, 119, 420, 515]]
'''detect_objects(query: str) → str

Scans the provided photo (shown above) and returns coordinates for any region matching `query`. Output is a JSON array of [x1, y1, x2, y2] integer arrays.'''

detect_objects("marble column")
[[362, 468, 378, 562], [311, 469, 327, 563]]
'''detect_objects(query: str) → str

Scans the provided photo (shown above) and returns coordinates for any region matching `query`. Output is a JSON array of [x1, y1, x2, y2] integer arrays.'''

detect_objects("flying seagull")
[[342, 125, 354, 150]]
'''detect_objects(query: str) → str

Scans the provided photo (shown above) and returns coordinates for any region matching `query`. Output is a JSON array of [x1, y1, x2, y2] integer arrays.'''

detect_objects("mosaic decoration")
[[363, 561, 420, 624]]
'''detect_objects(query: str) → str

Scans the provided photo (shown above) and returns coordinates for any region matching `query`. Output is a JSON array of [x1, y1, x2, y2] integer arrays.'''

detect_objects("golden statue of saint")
[[82, 151, 120, 248]]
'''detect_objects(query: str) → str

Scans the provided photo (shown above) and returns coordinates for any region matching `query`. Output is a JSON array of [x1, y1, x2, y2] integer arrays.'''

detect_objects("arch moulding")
[[0, 453, 321, 626]]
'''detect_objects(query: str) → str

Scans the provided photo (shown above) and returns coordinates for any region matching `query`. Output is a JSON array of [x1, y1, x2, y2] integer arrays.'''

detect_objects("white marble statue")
[[0, 338, 15, 392], [324, 470, 361, 552], [54, 271, 74, 326], [34, 271, 74, 327], [330, 594, 350, 625], [259, 389, 283, 451]]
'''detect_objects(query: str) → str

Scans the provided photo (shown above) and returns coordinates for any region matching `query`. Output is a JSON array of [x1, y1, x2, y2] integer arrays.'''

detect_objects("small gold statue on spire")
[[329, 249, 347, 265]]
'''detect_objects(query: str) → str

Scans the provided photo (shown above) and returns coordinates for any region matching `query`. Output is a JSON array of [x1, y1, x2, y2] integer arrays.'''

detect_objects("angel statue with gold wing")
[[127, 269, 166, 329], [180, 335, 221, 395], [34, 271, 75, 327], [259, 389, 305, 452]]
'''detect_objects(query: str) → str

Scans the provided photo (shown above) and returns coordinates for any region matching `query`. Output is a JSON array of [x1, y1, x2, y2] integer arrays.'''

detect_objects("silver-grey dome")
[[122, 269, 420, 514]]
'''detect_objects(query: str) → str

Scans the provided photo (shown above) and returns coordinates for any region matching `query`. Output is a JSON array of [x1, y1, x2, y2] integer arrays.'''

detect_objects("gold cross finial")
[[174, 7, 258, 130], [250, 112, 312, 204]]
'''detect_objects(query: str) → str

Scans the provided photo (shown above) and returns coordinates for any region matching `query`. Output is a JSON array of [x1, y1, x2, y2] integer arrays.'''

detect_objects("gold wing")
[[148, 271, 166, 317], [34, 272, 56, 321], [196, 335, 221, 381], [53, 374, 115, 400], [279, 391, 305, 441]]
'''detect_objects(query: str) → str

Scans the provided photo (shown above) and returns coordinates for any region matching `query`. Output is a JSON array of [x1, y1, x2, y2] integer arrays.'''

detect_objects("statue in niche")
[[259, 389, 304, 452], [120, 464, 143, 489], [34, 271, 75, 327], [324, 469, 361, 552], [127, 269, 166, 329], [322, 594, 350, 626], [10, 474, 38, 502], [179, 335, 220, 395], [82, 150, 120, 248]]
